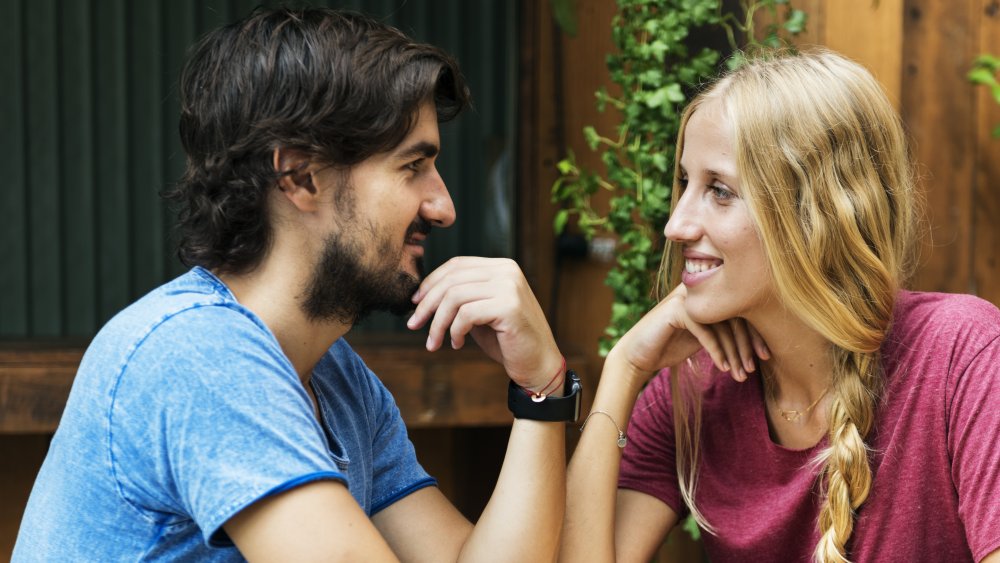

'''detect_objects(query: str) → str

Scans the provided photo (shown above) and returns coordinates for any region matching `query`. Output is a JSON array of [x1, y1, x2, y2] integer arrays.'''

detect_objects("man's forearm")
[[458, 418, 566, 563]]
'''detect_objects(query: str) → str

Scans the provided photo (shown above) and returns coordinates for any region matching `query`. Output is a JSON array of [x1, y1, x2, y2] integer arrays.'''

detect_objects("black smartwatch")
[[507, 369, 582, 422]]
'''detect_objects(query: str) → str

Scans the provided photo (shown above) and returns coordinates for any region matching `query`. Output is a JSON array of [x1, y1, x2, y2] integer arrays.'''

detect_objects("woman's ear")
[[273, 147, 319, 212]]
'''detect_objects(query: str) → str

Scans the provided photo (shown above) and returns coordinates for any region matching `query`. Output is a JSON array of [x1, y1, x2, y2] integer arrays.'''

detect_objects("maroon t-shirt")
[[619, 291, 1000, 562]]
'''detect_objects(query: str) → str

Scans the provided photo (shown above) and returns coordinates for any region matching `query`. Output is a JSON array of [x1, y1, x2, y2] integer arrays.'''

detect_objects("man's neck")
[[217, 255, 351, 387]]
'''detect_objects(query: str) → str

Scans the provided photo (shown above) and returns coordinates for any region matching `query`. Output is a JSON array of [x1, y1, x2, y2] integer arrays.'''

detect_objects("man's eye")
[[406, 159, 425, 172]]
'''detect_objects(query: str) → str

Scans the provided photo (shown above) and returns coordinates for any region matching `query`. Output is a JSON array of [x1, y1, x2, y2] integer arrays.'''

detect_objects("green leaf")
[[974, 53, 1000, 70], [645, 88, 669, 109], [651, 153, 669, 172], [556, 158, 575, 175], [683, 514, 701, 540], [784, 9, 807, 34], [665, 83, 685, 103], [968, 67, 997, 86], [583, 126, 601, 150], [550, 0, 578, 37], [993, 125, 1000, 139], [727, 51, 746, 71], [553, 209, 570, 234]]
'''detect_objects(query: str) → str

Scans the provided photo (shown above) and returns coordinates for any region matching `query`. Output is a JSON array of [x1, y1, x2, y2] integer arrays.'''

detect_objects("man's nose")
[[423, 168, 456, 228]]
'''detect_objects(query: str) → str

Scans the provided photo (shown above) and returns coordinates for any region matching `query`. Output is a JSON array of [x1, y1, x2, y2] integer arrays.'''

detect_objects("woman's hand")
[[609, 283, 770, 384]]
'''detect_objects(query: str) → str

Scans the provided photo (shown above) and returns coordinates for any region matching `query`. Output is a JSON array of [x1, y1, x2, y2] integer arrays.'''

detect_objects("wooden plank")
[[901, 0, 977, 294], [824, 0, 904, 108], [0, 341, 586, 432], [793, 0, 825, 48], [0, 0, 29, 336], [25, 0, 62, 336], [554, 0, 618, 407], [0, 346, 82, 433], [60, 0, 98, 337], [974, 0, 1000, 307]]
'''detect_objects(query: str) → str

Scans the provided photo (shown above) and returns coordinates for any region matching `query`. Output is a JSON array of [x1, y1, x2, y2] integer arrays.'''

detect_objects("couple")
[[14, 8, 1000, 563]]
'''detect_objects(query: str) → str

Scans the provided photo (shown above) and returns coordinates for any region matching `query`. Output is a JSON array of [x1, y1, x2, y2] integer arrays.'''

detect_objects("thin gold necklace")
[[777, 387, 830, 423]]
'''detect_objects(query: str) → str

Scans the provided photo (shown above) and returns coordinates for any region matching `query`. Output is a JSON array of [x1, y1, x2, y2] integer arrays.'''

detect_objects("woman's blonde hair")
[[661, 49, 919, 562]]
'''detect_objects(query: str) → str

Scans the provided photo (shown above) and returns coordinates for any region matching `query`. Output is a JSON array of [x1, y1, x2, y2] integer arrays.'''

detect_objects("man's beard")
[[301, 218, 432, 326]]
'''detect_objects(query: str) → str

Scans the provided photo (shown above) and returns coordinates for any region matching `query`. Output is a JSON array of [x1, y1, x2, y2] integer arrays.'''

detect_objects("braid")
[[813, 350, 879, 563]]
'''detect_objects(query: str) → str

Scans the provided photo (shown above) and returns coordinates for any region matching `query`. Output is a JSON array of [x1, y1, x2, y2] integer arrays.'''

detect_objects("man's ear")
[[273, 147, 319, 212]]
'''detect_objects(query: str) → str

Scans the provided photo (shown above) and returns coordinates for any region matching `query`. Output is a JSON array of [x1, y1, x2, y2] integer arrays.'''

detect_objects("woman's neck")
[[747, 303, 833, 406]]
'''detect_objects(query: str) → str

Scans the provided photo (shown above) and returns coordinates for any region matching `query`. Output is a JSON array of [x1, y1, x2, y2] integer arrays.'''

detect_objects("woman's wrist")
[[604, 348, 656, 394]]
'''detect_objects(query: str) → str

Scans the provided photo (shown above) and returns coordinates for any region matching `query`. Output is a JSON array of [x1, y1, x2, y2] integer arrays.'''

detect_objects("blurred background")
[[1, 0, 998, 560]]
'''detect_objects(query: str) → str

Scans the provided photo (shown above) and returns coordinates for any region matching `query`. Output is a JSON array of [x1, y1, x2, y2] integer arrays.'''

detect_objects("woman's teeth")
[[685, 259, 722, 273]]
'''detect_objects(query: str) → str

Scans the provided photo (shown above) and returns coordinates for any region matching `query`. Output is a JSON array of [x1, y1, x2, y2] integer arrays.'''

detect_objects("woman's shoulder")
[[884, 290, 1000, 382], [891, 290, 1000, 342]]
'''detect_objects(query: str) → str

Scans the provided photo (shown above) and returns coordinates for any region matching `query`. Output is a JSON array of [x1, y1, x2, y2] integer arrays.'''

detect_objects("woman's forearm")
[[561, 355, 648, 562]]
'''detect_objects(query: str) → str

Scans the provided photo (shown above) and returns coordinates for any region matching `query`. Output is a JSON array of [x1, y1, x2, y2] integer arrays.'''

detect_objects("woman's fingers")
[[749, 324, 771, 360], [684, 321, 729, 374], [728, 318, 756, 375], [712, 322, 746, 382]]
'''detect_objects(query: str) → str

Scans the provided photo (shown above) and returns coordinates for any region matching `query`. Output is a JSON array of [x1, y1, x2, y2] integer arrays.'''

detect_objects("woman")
[[563, 50, 1000, 562]]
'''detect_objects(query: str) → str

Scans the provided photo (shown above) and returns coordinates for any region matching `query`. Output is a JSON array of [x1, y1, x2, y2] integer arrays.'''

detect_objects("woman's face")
[[664, 99, 775, 325]]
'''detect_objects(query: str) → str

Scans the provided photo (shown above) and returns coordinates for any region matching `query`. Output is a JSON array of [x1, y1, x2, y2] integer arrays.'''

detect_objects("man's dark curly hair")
[[164, 7, 470, 275]]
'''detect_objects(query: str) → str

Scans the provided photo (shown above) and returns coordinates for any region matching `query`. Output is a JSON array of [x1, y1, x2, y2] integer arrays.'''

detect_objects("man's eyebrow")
[[394, 141, 439, 161]]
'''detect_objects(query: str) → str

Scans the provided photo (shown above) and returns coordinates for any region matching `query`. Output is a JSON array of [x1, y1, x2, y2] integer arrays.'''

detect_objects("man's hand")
[[407, 257, 562, 391]]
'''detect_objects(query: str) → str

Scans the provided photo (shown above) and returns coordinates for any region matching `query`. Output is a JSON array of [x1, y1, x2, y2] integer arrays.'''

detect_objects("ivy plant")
[[552, 0, 806, 356]]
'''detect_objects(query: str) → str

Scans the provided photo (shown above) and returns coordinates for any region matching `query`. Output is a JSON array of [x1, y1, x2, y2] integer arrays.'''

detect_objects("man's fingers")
[[420, 282, 497, 351], [408, 259, 519, 329], [413, 257, 516, 304]]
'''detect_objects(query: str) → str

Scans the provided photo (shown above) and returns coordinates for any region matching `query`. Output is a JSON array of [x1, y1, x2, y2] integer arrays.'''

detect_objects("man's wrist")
[[507, 369, 582, 422], [520, 353, 567, 398]]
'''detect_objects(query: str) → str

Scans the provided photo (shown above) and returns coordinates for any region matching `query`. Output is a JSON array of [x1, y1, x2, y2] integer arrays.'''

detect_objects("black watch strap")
[[507, 369, 582, 422]]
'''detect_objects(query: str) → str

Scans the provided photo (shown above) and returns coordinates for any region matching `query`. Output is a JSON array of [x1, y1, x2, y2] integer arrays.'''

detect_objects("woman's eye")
[[678, 177, 689, 187], [708, 184, 734, 200]]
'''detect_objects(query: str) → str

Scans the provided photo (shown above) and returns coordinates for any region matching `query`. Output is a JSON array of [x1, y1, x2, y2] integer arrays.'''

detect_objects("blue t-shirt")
[[14, 267, 435, 561]]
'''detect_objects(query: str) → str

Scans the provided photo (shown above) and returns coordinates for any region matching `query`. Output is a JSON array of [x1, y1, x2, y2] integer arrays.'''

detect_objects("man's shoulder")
[[82, 269, 274, 377]]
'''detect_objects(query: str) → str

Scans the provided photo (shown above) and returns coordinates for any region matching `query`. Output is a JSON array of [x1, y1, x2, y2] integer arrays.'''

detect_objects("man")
[[14, 9, 577, 562]]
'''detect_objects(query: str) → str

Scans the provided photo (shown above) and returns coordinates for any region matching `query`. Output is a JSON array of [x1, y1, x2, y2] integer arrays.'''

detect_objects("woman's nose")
[[663, 191, 700, 242]]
